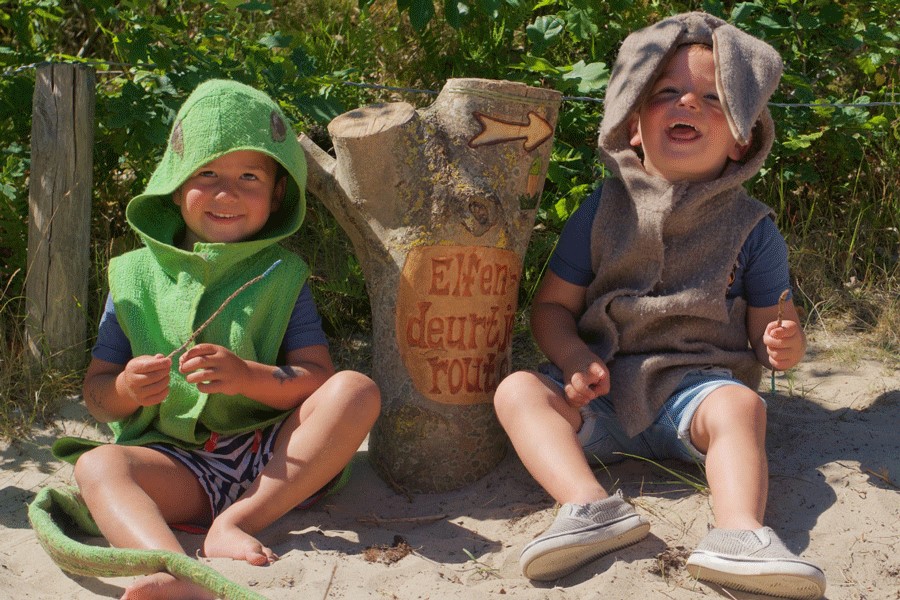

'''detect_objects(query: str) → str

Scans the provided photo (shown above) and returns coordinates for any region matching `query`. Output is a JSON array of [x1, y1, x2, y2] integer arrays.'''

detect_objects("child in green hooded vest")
[[54, 79, 381, 600]]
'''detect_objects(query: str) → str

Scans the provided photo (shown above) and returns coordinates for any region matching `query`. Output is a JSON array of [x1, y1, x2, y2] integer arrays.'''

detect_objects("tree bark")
[[301, 78, 561, 492], [26, 63, 95, 370]]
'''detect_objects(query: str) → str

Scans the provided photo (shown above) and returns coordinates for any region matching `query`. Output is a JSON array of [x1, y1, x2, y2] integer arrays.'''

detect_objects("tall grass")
[[752, 108, 899, 356], [0, 273, 82, 439]]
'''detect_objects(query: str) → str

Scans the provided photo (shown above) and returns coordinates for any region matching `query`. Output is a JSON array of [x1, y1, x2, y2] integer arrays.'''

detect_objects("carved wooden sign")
[[469, 111, 553, 151], [397, 245, 518, 405], [300, 79, 561, 492]]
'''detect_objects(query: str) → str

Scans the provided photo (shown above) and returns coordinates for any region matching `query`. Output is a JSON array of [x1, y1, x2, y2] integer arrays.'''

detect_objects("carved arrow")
[[468, 111, 553, 152]]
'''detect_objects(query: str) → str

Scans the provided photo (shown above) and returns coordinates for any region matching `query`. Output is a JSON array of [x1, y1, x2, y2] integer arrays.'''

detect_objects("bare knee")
[[324, 370, 381, 423], [74, 444, 127, 492], [721, 388, 767, 431], [494, 371, 536, 415], [691, 386, 766, 449], [493, 370, 566, 426]]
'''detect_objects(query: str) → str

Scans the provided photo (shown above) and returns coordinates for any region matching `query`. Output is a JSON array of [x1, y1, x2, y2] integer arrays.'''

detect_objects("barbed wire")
[[3, 60, 898, 109], [342, 80, 900, 109], [1, 60, 156, 76]]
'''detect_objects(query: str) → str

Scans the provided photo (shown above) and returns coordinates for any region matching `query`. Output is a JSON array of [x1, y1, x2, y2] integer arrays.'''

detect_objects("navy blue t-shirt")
[[92, 282, 328, 364], [548, 187, 791, 307]]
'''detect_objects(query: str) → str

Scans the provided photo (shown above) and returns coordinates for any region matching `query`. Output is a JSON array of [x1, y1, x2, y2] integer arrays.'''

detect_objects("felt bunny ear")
[[712, 24, 783, 146], [599, 18, 683, 150], [599, 12, 783, 153]]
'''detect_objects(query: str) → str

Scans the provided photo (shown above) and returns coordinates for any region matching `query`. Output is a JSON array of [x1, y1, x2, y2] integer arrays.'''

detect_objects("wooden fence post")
[[26, 63, 95, 370], [301, 78, 561, 492]]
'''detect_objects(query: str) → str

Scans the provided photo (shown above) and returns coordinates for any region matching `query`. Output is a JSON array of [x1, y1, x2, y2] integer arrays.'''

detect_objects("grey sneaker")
[[519, 490, 650, 581], [686, 527, 826, 599]]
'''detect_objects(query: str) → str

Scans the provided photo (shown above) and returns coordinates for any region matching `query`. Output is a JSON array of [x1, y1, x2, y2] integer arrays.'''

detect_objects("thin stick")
[[770, 289, 790, 395], [319, 562, 337, 600], [356, 514, 448, 526], [776, 288, 789, 327], [166, 260, 282, 359]]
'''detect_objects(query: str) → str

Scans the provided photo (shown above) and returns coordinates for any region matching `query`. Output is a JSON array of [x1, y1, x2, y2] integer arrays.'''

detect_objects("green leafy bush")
[[355, 0, 898, 314], [0, 0, 897, 434]]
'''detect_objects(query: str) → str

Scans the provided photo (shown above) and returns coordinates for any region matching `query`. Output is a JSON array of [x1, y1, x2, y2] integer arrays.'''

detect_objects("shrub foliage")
[[0, 0, 897, 432]]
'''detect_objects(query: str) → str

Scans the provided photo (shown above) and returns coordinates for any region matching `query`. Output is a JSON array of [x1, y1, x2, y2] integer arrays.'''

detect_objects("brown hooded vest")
[[578, 12, 784, 436]]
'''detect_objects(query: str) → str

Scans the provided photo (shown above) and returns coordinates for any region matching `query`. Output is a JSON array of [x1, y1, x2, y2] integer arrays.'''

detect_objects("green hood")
[[127, 79, 307, 250]]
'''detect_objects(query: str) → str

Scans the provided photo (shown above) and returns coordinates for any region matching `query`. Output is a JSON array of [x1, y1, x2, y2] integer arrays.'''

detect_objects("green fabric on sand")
[[27, 486, 267, 599], [28, 466, 352, 597]]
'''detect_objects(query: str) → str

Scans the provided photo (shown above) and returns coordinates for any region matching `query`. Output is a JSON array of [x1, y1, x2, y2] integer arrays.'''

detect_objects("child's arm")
[[178, 343, 335, 411], [531, 271, 609, 407], [83, 354, 172, 423], [746, 300, 806, 371]]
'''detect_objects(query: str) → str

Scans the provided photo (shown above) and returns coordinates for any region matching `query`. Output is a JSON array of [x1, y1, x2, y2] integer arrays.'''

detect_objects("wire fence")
[[3, 60, 898, 110]]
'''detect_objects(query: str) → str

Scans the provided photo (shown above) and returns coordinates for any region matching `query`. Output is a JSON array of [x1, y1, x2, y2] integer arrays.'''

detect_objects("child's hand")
[[179, 343, 251, 395], [563, 360, 609, 408], [121, 354, 171, 407], [763, 319, 804, 371]]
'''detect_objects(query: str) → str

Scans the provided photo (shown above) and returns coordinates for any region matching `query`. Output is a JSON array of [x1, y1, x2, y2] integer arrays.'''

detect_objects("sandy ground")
[[1, 329, 898, 600]]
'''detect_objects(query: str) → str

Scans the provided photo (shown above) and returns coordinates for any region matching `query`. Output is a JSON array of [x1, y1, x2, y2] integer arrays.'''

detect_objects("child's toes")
[[245, 543, 277, 566]]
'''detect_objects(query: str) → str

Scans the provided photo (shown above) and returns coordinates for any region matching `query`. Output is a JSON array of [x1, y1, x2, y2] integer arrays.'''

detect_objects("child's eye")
[[198, 170, 216, 178], [240, 173, 260, 181], [704, 93, 720, 102]]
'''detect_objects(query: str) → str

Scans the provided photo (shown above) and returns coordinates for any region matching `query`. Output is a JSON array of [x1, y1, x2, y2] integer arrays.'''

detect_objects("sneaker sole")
[[686, 554, 826, 600], [521, 519, 650, 581]]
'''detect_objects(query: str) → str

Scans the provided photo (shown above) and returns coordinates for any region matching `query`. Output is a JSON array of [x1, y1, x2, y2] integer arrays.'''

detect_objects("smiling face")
[[173, 150, 285, 249], [629, 44, 748, 183]]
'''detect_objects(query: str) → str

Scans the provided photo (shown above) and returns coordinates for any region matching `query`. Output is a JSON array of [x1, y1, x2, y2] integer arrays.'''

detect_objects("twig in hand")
[[776, 288, 789, 327], [770, 289, 790, 395], [166, 260, 282, 359]]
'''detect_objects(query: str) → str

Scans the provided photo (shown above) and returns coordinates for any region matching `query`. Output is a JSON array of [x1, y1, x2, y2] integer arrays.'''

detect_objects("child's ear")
[[271, 176, 287, 212], [172, 187, 183, 206], [729, 133, 752, 161], [628, 115, 642, 148]]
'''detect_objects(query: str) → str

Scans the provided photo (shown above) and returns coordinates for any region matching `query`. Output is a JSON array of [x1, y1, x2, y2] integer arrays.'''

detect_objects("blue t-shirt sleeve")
[[281, 283, 329, 352], [547, 187, 600, 287], [545, 187, 791, 306], [732, 216, 792, 307], [92, 293, 134, 364], [93, 283, 328, 364]]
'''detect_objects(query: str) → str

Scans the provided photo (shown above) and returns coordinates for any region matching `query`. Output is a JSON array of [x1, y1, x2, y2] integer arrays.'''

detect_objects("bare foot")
[[121, 571, 215, 600], [204, 520, 277, 566]]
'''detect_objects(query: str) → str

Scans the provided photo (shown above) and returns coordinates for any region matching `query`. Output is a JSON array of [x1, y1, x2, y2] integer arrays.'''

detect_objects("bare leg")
[[494, 370, 607, 504], [686, 386, 827, 598], [689, 384, 768, 530], [203, 370, 380, 563], [120, 574, 214, 600], [74, 444, 214, 600]]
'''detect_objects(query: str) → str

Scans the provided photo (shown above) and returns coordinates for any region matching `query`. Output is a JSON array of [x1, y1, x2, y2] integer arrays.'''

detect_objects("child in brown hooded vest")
[[494, 12, 825, 599]]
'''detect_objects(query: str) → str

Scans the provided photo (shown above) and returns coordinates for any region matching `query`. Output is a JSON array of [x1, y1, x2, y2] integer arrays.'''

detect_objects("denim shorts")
[[539, 364, 764, 465]]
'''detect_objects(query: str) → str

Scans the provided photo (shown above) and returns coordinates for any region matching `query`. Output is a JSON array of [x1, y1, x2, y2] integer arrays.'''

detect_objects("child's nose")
[[677, 92, 700, 109], [214, 183, 237, 200]]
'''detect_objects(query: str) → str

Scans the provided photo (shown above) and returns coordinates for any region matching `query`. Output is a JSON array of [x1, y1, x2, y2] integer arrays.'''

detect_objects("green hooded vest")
[[54, 80, 311, 463]]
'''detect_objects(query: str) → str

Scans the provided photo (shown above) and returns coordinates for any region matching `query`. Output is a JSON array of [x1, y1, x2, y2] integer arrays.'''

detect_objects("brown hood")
[[598, 11, 782, 181]]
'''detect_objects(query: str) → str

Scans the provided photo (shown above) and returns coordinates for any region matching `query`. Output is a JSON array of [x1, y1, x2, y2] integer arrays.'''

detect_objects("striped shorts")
[[150, 421, 283, 518]]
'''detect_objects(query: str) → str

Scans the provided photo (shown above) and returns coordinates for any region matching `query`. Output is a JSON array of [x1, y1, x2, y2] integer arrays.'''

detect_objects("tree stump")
[[300, 78, 561, 492]]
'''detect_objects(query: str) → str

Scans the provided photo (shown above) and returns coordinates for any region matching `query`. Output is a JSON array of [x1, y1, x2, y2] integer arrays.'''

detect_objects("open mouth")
[[668, 122, 700, 140]]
